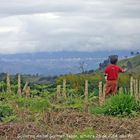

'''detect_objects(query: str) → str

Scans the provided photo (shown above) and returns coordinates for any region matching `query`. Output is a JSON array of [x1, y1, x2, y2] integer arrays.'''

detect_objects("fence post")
[[56, 85, 61, 100], [25, 86, 30, 98], [84, 80, 89, 112], [17, 74, 22, 96], [133, 79, 136, 98], [130, 77, 133, 96], [139, 80, 140, 100], [135, 79, 139, 101], [102, 84, 106, 104], [119, 87, 123, 93], [99, 81, 103, 106], [6, 73, 11, 93], [22, 81, 29, 96], [133, 79, 138, 101], [62, 79, 67, 99], [84, 80, 88, 103]]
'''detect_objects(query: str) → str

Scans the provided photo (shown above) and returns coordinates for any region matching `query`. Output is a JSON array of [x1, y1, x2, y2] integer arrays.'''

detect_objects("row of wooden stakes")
[[56, 77, 140, 106], [5, 74, 140, 104], [6, 73, 30, 97], [56, 79, 106, 106]]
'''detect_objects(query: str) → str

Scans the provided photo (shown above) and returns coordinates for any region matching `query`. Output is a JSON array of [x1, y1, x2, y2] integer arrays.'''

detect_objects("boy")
[[104, 55, 127, 96]]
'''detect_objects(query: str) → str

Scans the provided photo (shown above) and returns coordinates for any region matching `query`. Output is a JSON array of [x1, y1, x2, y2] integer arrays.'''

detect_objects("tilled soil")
[[0, 111, 140, 140]]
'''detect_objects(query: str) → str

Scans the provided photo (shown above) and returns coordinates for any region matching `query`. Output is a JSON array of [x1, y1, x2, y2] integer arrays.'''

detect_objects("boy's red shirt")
[[104, 64, 124, 80]]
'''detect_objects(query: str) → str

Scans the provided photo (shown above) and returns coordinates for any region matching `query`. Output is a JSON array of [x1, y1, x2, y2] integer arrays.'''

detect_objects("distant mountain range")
[[0, 50, 133, 75]]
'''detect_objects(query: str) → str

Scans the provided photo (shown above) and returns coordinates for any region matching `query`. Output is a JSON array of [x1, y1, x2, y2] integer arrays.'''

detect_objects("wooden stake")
[[102, 84, 106, 104], [135, 79, 138, 101], [84, 80, 88, 103], [25, 86, 30, 98], [22, 81, 29, 95], [84, 80, 89, 112], [139, 80, 140, 100], [17, 74, 22, 96], [62, 79, 67, 98], [119, 87, 123, 93], [99, 81, 103, 106], [56, 85, 61, 99], [133, 79, 135, 97], [6, 73, 11, 93], [130, 77, 133, 96]]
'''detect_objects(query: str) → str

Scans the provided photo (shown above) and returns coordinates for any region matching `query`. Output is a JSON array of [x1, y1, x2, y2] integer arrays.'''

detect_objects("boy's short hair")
[[109, 55, 118, 64]]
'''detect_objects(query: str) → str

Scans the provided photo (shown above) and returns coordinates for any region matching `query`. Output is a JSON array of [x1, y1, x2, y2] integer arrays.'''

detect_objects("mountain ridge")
[[0, 50, 133, 75]]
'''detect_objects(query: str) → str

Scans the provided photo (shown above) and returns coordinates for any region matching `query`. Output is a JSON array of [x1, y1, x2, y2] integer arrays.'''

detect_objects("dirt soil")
[[0, 111, 140, 140]]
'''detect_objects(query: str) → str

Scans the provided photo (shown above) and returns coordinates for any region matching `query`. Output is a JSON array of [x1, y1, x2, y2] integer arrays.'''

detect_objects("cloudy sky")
[[0, 0, 140, 54]]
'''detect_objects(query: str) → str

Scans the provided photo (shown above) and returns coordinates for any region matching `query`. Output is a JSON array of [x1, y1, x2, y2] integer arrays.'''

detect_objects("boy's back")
[[105, 64, 124, 80]]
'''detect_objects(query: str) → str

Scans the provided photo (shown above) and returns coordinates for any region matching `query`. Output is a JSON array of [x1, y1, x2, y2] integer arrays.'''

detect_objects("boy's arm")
[[118, 66, 128, 73], [123, 68, 128, 72]]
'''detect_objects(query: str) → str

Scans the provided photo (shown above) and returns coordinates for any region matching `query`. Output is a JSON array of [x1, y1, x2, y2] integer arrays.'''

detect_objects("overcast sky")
[[0, 0, 140, 54]]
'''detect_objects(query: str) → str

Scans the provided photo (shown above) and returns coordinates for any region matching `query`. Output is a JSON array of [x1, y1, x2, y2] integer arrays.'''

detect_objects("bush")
[[16, 97, 51, 112], [65, 97, 84, 109], [0, 102, 15, 122], [90, 93, 139, 117]]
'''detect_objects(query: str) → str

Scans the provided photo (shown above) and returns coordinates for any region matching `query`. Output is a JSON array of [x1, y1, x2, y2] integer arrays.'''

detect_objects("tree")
[[127, 61, 133, 69], [79, 61, 87, 73], [130, 51, 134, 55], [99, 63, 103, 70]]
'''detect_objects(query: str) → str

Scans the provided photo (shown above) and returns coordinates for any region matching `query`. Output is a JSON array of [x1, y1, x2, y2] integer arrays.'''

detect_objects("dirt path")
[[0, 111, 140, 139]]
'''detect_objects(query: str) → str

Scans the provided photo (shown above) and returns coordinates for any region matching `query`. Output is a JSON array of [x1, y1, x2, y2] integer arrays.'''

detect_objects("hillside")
[[118, 54, 140, 74], [95, 54, 140, 75]]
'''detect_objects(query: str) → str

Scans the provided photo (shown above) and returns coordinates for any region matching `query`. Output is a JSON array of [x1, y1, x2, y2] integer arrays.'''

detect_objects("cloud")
[[0, 0, 140, 54]]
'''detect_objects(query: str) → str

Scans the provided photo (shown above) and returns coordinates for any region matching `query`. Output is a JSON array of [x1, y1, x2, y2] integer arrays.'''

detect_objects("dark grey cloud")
[[0, 0, 140, 53]]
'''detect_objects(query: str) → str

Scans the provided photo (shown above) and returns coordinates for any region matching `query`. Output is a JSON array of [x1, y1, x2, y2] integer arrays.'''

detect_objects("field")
[[0, 73, 140, 140]]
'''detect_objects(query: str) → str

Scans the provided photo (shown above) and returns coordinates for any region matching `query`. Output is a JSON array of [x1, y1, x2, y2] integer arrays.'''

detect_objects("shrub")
[[16, 97, 51, 112], [0, 102, 15, 122], [30, 98, 51, 112], [65, 97, 84, 109], [90, 93, 139, 117]]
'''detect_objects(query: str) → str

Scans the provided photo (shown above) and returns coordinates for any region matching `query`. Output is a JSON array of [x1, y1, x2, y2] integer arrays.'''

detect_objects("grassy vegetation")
[[118, 54, 140, 74], [64, 128, 96, 140], [90, 93, 140, 117], [1, 90, 140, 124], [0, 102, 16, 122]]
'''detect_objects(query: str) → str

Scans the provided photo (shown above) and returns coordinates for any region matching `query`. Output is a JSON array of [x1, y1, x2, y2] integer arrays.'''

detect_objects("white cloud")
[[0, 26, 18, 32], [0, 0, 140, 54]]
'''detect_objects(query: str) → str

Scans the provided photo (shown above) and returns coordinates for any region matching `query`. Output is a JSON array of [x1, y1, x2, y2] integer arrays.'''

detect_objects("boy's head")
[[109, 55, 118, 64]]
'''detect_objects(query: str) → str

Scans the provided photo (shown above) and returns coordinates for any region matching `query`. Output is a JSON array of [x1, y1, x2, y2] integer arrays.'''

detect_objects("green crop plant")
[[65, 97, 84, 110], [15, 97, 51, 112]]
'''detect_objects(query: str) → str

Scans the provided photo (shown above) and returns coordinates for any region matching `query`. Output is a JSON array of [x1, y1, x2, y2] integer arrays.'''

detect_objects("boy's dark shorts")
[[105, 80, 117, 96]]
